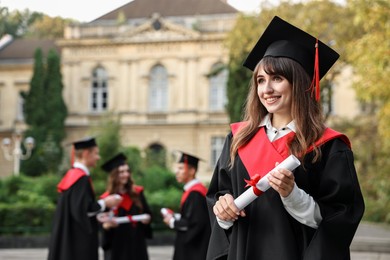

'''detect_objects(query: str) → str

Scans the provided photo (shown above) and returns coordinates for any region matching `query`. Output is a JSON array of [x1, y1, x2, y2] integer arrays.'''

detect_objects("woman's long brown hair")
[[106, 165, 143, 210], [230, 56, 325, 167]]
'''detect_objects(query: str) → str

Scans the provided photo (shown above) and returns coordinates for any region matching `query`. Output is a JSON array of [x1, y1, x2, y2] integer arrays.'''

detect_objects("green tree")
[[25, 15, 74, 39], [21, 49, 48, 176], [0, 7, 43, 38], [21, 48, 68, 176], [0, 5, 72, 39], [346, 0, 390, 146], [344, 0, 390, 222], [41, 49, 68, 172]]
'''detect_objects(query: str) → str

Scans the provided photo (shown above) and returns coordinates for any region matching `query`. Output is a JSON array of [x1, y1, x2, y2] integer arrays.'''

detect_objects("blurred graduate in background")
[[99, 152, 153, 260], [48, 137, 122, 260], [162, 151, 211, 260]]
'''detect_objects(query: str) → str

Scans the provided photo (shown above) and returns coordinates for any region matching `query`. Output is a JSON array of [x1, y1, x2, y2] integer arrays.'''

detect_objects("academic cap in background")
[[243, 16, 340, 100], [177, 151, 202, 169], [101, 153, 127, 173], [72, 137, 97, 150]]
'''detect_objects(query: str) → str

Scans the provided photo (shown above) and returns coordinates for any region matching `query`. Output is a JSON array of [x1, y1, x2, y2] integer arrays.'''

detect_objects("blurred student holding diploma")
[[163, 151, 211, 260], [206, 16, 364, 260], [48, 137, 122, 260], [99, 152, 152, 260]]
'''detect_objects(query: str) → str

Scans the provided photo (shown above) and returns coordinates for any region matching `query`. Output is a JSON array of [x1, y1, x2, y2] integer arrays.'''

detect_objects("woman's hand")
[[213, 193, 246, 221], [268, 167, 295, 197], [102, 220, 118, 230], [163, 214, 173, 226], [141, 214, 151, 224]]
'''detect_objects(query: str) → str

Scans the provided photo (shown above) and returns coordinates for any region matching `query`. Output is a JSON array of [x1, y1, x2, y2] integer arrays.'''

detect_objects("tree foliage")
[[345, 0, 390, 147], [20, 49, 47, 176], [343, 0, 390, 222], [88, 113, 123, 182], [21, 48, 68, 176], [0, 5, 73, 39], [41, 50, 68, 171], [24, 15, 71, 39]]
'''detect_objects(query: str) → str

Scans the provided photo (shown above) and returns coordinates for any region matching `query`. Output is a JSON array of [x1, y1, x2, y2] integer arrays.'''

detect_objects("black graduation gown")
[[173, 190, 211, 260], [48, 171, 101, 260], [101, 189, 153, 260], [206, 131, 365, 260]]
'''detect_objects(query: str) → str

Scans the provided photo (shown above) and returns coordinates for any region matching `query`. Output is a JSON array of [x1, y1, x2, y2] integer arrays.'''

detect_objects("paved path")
[[0, 222, 389, 260], [0, 246, 389, 260], [0, 246, 173, 260]]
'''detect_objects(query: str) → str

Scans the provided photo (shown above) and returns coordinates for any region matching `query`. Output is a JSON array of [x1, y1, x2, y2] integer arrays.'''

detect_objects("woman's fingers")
[[269, 169, 295, 197], [213, 194, 240, 221]]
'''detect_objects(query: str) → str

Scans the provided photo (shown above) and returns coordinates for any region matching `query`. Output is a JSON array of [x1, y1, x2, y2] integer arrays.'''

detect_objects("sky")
[[0, 0, 263, 23]]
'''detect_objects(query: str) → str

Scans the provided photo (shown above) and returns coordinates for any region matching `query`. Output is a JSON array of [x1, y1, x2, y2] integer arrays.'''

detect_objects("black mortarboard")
[[243, 16, 339, 80], [177, 151, 201, 169], [72, 137, 97, 150], [101, 153, 127, 173]]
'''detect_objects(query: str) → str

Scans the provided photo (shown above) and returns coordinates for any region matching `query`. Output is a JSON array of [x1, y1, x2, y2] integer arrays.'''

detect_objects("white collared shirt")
[[260, 114, 296, 141], [184, 178, 200, 191], [73, 162, 90, 176]]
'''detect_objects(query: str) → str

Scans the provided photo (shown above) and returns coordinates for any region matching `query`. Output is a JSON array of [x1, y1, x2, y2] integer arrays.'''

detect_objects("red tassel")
[[309, 39, 320, 101]]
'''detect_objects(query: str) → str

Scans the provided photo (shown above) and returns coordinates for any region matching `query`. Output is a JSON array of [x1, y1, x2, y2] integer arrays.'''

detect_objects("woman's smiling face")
[[256, 64, 292, 119], [117, 164, 130, 186]]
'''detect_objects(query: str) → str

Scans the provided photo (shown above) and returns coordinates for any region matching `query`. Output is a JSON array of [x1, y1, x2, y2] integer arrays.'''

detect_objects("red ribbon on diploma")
[[127, 215, 137, 227], [245, 174, 263, 196]]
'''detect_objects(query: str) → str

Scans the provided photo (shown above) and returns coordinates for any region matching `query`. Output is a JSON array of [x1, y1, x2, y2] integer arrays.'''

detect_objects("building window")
[[149, 65, 168, 112], [91, 67, 108, 112], [16, 92, 24, 121], [209, 63, 228, 111], [210, 136, 225, 167]]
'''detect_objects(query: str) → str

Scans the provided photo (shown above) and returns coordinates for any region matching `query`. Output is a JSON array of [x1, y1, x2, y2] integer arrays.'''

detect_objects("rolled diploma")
[[115, 213, 151, 224], [161, 208, 181, 220], [218, 155, 301, 229], [160, 208, 174, 216]]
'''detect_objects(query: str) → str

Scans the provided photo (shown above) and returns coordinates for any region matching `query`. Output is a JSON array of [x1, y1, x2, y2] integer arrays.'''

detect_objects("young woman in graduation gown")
[[99, 153, 153, 260], [206, 16, 365, 260]]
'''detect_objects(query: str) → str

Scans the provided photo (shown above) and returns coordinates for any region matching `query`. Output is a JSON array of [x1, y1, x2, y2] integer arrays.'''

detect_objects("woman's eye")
[[273, 76, 282, 81]]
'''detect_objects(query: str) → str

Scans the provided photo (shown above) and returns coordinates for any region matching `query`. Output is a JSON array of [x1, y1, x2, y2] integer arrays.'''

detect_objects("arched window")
[[209, 63, 228, 111], [149, 65, 168, 112], [145, 143, 166, 167], [91, 67, 108, 112]]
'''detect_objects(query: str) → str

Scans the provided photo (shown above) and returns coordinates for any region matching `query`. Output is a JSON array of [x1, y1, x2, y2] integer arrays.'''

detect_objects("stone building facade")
[[0, 0, 361, 180], [0, 0, 238, 180]]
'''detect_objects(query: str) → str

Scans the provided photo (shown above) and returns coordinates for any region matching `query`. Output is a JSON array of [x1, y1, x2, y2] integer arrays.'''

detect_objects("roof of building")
[[0, 37, 59, 61], [93, 0, 237, 21]]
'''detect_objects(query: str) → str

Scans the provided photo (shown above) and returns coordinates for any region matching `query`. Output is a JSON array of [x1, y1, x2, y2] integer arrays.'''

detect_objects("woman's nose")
[[263, 82, 274, 94]]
